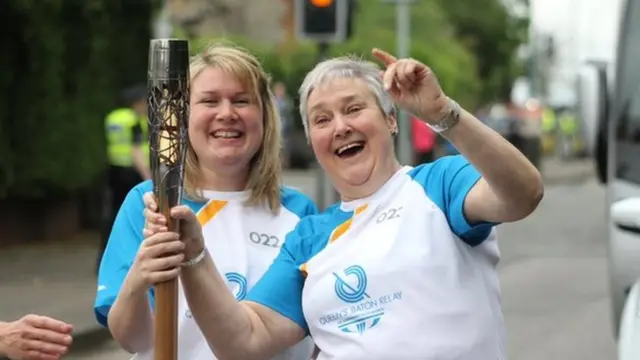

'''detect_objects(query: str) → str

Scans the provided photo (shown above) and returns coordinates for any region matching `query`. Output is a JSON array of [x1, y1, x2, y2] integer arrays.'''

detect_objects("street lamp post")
[[382, 0, 418, 167], [316, 42, 338, 210]]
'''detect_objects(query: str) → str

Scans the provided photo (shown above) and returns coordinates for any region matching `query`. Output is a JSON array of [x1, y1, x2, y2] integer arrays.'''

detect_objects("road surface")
[[70, 175, 617, 359]]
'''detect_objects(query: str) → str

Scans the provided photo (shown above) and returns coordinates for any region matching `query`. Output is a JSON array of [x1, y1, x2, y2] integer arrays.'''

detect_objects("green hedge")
[[0, 0, 160, 199]]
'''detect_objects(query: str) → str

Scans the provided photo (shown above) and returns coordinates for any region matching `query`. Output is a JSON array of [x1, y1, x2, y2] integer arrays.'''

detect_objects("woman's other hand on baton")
[[142, 192, 206, 268], [130, 230, 184, 288]]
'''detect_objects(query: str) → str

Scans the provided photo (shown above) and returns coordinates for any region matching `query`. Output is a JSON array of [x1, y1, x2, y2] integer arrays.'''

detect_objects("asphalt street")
[[68, 169, 617, 359], [498, 178, 616, 359]]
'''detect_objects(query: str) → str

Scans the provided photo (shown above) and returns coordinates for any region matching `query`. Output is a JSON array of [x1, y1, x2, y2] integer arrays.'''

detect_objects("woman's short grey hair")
[[298, 55, 395, 138]]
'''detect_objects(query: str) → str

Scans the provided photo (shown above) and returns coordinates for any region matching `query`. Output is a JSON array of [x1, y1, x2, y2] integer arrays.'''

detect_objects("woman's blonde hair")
[[184, 41, 282, 212]]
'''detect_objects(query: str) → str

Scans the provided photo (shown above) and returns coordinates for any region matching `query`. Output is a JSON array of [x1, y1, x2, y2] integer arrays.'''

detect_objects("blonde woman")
[[94, 42, 317, 360]]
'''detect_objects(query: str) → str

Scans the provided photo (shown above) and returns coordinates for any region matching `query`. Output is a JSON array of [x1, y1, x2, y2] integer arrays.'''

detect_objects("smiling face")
[[307, 77, 400, 200], [188, 66, 264, 176]]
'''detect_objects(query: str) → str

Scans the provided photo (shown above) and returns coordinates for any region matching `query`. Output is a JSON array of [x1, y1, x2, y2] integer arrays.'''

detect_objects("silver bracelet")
[[182, 248, 207, 268], [427, 97, 461, 134]]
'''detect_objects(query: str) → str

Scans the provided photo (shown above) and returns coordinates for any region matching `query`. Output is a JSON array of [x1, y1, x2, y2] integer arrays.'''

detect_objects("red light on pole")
[[310, 0, 333, 8]]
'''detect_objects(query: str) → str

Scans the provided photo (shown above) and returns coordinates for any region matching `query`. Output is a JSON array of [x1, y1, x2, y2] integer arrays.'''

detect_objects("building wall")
[[530, 0, 622, 106], [166, 0, 291, 44]]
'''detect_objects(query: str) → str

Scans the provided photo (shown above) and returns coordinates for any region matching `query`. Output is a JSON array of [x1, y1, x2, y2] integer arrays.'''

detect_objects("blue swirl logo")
[[323, 265, 403, 335], [333, 265, 369, 303], [225, 272, 247, 301]]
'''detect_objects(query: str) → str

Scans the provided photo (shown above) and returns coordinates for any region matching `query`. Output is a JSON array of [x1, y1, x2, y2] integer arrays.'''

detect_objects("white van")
[[587, 0, 640, 357]]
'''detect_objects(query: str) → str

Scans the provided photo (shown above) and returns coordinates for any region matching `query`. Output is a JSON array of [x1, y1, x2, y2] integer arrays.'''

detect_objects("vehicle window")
[[614, 0, 640, 184]]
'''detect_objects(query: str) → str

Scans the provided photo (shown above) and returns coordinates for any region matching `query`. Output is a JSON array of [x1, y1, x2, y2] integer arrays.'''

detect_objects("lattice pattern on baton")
[[148, 81, 189, 197], [148, 83, 189, 162]]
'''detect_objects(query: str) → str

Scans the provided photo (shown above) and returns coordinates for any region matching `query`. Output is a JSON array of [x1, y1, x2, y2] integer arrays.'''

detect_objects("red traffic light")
[[310, 0, 333, 8]]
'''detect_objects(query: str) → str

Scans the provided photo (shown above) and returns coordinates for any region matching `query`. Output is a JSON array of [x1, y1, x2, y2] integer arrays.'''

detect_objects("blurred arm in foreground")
[[0, 315, 72, 360]]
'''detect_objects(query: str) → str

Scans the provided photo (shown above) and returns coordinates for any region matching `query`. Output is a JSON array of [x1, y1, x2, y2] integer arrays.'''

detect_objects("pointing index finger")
[[372, 48, 397, 67]]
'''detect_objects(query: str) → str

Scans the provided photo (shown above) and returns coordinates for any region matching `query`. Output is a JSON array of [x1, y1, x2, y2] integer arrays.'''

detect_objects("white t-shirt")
[[246, 155, 505, 360], [95, 180, 317, 360]]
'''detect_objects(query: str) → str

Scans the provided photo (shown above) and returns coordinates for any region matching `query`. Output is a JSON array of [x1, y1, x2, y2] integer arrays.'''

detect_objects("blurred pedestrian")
[[0, 315, 72, 360], [94, 43, 317, 360], [557, 108, 579, 158], [97, 85, 151, 269], [541, 105, 557, 155], [411, 115, 436, 164]]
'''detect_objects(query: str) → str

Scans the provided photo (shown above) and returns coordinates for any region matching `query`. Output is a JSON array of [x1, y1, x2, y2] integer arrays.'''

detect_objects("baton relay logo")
[[318, 265, 403, 335], [225, 272, 248, 301], [334, 265, 369, 303], [185, 272, 247, 319]]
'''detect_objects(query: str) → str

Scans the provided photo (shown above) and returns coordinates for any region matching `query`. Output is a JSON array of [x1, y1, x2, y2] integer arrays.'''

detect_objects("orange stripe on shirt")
[[329, 204, 368, 243], [197, 200, 228, 226], [300, 204, 368, 277]]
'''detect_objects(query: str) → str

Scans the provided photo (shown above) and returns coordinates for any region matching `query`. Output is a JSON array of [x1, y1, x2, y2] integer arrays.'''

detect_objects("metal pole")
[[315, 42, 339, 210], [395, 1, 413, 166]]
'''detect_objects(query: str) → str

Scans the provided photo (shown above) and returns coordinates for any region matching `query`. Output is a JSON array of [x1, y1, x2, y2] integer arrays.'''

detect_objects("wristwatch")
[[428, 97, 461, 134]]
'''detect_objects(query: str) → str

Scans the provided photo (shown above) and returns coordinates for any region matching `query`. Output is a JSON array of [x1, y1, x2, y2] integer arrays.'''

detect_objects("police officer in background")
[[97, 85, 150, 268]]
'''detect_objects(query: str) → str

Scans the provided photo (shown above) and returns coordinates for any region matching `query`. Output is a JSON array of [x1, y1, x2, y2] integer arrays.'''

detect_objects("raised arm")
[[372, 48, 543, 224], [441, 107, 543, 223]]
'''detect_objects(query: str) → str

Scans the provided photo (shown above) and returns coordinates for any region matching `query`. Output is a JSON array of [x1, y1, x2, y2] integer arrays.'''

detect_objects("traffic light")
[[295, 0, 355, 43]]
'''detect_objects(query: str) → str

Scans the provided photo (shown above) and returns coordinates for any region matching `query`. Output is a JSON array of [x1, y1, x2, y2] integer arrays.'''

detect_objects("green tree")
[[0, 0, 160, 199], [321, 0, 482, 108], [436, 0, 530, 102]]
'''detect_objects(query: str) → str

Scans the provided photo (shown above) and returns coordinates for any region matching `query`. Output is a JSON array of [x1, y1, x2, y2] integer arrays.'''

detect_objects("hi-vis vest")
[[542, 108, 556, 133], [558, 113, 578, 135], [105, 108, 149, 167]]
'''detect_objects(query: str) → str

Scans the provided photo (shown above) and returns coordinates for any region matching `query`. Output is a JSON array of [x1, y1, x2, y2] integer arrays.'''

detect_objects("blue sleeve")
[[281, 186, 318, 218], [409, 155, 496, 246], [245, 222, 311, 333], [94, 181, 153, 327]]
